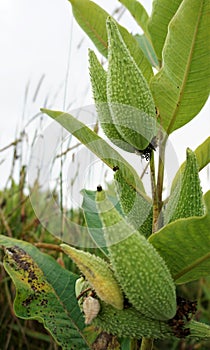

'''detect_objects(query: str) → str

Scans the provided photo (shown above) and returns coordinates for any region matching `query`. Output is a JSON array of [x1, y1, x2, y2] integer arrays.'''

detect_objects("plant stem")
[[140, 338, 154, 350], [150, 150, 159, 233], [34, 243, 63, 252], [157, 132, 168, 214]]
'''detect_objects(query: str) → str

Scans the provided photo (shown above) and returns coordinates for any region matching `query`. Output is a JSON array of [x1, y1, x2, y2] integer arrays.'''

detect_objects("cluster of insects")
[[168, 296, 197, 338], [135, 136, 158, 161]]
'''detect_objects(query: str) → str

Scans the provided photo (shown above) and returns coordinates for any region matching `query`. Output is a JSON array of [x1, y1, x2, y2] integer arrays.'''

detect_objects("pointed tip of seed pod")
[[96, 188, 106, 202]]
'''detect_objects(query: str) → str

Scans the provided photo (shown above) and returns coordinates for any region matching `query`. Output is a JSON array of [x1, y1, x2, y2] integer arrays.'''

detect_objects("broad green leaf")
[[164, 148, 204, 225], [68, 0, 153, 82], [149, 191, 210, 284], [135, 34, 159, 68], [150, 0, 210, 134], [170, 137, 210, 193], [147, 0, 183, 62], [41, 108, 150, 203], [118, 0, 149, 35], [0, 235, 90, 350]]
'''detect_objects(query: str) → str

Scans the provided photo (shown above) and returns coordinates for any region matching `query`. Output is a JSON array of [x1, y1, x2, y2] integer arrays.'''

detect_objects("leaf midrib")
[[166, 0, 204, 134]]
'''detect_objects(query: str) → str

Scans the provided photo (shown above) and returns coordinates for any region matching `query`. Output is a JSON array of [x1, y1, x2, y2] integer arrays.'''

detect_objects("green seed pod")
[[96, 190, 176, 321], [164, 148, 204, 224], [93, 302, 173, 339], [106, 17, 157, 151], [88, 49, 135, 153], [61, 244, 124, 310], [188, 320, 210, 339], [94, 303, 210, 340], [114, 168, 153, 237]]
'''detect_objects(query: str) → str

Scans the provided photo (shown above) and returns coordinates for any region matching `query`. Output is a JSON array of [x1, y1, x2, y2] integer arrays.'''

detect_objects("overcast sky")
[[0, 0, 209, 193]]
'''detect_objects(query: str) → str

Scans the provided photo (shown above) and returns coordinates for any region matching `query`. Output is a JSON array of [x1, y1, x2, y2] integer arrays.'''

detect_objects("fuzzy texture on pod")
[[114, 168, 153, 237], [96, 190, 176, 321], [61, 244, 124, 310], [83, 296, 101, 325], [93, 302, 210, 340], [93, 302, 173, 339], [164, 148, 204, 225], [106, 17, 157, 151], [89, 49, 135, 153]]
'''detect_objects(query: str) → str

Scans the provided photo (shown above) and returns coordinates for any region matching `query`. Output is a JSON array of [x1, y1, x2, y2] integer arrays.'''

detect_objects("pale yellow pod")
[[61, 244, 124, 310]]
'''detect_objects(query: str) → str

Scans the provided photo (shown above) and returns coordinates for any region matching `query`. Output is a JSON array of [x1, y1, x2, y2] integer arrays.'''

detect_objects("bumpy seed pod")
[[93, 302, 172, 339], [89, 49, 135, 153], [93, 302, 210, 340], [96, 190, 176, 321], [164, 148, 204, 224], [106, 17, 157, 151], [83, 296, 101, 325], [61, 244, 124, 310], [114, 168, 153, 237]]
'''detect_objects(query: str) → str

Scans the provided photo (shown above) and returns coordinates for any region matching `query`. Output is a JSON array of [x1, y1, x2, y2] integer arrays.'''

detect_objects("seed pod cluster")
[[89, 50, 135, 153], [96, 190, 176, 321], [89, 17, 157, 153], [106, 17, 157, 151]]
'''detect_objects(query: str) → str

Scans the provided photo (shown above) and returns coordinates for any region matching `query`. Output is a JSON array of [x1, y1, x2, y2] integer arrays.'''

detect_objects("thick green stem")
[[140, 338, 154, 350]]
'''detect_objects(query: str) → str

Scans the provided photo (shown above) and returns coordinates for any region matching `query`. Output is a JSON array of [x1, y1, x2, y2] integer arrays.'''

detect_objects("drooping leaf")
[[147, 0, 183, 62], [118, 0, 149, 35], [135, 34, 159, 68], [170, 137, 210, 193], [68, 0, 153, 82], [150, 0, 210, 134], [164, 148, 204, 225], [0, 235, 90, 350], [149, 191, 210, 284], [41, 108, 149, 203]]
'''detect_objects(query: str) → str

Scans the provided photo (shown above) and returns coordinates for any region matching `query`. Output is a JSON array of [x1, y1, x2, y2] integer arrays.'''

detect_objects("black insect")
[[97, 185, 103, 192], [113, 165, 119, 172], [136, 137, 157, 161]]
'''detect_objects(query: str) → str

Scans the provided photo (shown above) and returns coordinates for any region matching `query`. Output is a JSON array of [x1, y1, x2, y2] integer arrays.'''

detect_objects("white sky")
[[0, 0, 209, 194]]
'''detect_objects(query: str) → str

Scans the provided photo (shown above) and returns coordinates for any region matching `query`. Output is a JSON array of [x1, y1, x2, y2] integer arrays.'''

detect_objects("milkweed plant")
[[0, 1, 210, 350]]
